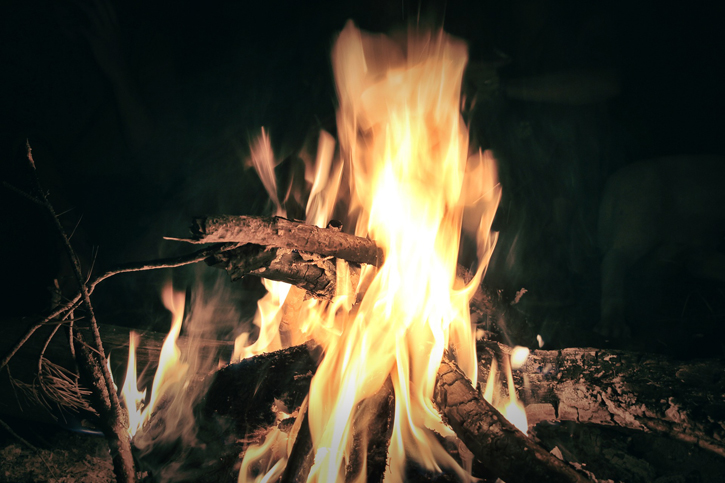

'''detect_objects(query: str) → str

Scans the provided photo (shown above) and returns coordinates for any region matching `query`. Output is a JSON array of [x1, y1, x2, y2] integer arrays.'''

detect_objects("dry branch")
[[22, 142, 134, 483], [182, 215, 384, 266]]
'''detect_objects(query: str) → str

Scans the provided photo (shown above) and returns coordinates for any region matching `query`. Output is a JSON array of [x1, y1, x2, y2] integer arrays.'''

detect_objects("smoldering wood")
[[186, 215, 384, 266], [476, 341, 725, 458], [202, 345, 588, 482], [435, 355, 589, 483]]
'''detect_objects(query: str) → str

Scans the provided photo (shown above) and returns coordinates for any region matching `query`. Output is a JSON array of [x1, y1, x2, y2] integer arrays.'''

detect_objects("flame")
[[237, 21, 502, 482], [120, 282, 188, 438], [501, 353, 528, 434], [121, 331, 147, 437], [481, 351, 529, 435]]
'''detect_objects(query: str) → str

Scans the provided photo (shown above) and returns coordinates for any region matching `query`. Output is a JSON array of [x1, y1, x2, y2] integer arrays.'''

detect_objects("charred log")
[[203, 342, 320, 433], [477, 341, 725, 458], [185, 215, 384, 267], [280, 399, 314, 483]]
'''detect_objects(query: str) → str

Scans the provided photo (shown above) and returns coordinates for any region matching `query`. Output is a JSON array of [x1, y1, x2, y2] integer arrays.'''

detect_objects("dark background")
[[1, 0, 724, 357]]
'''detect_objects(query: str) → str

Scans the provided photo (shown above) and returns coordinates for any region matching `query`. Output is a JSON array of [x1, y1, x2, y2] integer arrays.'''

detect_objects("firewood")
[[477, 341, 725, 458], [435, 355, 589, 483], [203, 342, 320, 433], [205, 244, 341, 299], [183, 215, 384, 267]]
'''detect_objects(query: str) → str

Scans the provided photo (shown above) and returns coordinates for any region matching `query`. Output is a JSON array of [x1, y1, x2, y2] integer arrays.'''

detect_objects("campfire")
[[118, 20, 578, 482], [4, 18, 725, 483]]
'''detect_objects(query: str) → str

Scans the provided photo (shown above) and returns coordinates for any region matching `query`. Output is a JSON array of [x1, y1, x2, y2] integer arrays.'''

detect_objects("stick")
[[0, 244, 236, 372], [180, 215, 384, 267], [435, 355, 589, 483]]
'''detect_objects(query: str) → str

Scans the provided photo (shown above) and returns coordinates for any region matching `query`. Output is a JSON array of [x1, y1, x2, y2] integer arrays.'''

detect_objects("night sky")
[[1, 0, 724, 356]]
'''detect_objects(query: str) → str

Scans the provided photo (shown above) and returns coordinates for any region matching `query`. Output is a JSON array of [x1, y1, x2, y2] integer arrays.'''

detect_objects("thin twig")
[[1, 181, 44, 206], [38, 323, 64, 376], [68, 214, 84, 241], [0, 244, 234, 371], [0, 417, 39, 451]]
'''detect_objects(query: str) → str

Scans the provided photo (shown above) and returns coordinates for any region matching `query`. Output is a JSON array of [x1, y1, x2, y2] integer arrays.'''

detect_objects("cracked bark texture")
[[189, 215, 384, 266], [476, 341, 725, 458], [435, 356, 589, 483]]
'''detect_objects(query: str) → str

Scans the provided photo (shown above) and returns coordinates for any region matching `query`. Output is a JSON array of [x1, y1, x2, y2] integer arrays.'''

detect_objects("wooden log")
[[205, 245, 341, 299], [476, 341, 725, 458], [435, 355, 589, 483], [186, 215, 384, 267], [202, 342, 319, 433]]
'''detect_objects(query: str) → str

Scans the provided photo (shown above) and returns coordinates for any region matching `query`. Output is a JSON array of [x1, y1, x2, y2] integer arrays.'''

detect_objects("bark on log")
[[187, 215, 384, 267], [435, 355, 589, 483], [205, 244, 343, 299], [476, 341, 725, 458]]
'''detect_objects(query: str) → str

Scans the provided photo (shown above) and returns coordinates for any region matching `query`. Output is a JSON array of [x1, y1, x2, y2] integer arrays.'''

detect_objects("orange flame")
[[120, 282, 188, 438], [238, 21, 502, 482]]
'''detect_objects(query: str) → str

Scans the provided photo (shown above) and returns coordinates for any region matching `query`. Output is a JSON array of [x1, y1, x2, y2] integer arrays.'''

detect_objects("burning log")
[[179, 215, 384, 267], [345, 377, 395, 483], [190, 222, 493, 324], [203, 342, 319, 432], [435, 356, 588, 483], [205, 244, 342, 299]]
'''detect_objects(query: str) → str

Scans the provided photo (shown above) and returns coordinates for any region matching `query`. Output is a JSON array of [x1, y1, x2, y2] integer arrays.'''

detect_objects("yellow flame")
[[501, 353, 528, 434], [121, 331, 147, 437], [120, 282, 188, 438]]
